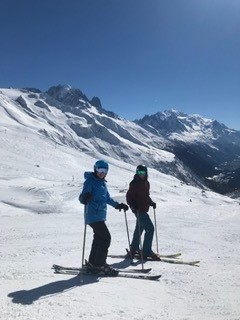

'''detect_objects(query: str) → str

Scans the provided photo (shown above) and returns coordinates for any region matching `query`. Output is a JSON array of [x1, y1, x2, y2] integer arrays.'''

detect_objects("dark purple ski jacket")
[[126, 174, 153, 213]]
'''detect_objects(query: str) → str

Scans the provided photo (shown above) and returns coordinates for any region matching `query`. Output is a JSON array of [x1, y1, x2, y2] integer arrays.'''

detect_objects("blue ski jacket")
[[79, 172, 119, 224]]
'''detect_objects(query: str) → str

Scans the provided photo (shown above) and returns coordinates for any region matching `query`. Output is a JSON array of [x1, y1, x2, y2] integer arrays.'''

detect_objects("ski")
[[132, 251, 182, 259], [148, 257, 200, 266], [52, 264, 152, 274], [53, 268, 161, 281], [108, 252, 182, 259], [108, 253, 200, 266], [156, 253, 181, 259]]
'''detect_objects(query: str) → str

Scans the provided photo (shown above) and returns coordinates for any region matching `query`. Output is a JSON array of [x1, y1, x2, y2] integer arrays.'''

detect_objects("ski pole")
[[153, 208, 159, 255], [124, 209, 133, 262], [136, 211, 144, 270], [81, 224, 87, 269], [80, 205, 87, 283]]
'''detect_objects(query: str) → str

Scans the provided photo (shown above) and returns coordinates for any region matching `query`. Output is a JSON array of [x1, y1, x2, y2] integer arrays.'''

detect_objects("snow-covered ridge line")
[[0, 87, 201, 188], [1, 85, 240, 195]]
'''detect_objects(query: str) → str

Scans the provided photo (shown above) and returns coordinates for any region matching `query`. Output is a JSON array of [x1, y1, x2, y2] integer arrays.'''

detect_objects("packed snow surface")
[[1, 94, 240, 320]]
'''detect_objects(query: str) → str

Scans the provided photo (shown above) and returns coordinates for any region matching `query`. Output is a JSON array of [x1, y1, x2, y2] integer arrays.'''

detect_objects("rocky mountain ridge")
[[1, 84, 239, 197]]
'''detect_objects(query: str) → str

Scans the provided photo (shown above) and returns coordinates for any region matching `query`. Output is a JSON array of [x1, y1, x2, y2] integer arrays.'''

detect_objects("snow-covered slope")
[[1, 88, 240, 320], [3, 86, 240, 196], [0, 87, 203, 187]]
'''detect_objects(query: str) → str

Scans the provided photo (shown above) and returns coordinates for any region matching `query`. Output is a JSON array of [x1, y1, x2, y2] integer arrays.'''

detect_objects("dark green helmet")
[[136, 164, 148, 176]]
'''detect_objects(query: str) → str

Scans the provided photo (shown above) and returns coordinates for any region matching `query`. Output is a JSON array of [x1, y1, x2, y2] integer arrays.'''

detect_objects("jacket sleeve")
[[79, 179, 92, 204], [148, 181, 153, 203], [126, 181, 137, 207]]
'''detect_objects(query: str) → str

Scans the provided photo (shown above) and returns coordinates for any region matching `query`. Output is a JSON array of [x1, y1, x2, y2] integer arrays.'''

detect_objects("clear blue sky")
[[1, 0, 240, 130]]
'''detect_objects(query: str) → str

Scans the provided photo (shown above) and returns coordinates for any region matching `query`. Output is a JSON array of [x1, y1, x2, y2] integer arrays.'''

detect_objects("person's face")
[[96, 168, 108, 179], [137, 170, 147, 180]]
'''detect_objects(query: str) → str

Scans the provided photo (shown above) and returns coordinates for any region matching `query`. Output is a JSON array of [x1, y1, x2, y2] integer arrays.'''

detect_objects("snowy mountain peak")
[[135, 109, 234, 142], [46, 84, 89, 107], [162, 109, 186, 118]]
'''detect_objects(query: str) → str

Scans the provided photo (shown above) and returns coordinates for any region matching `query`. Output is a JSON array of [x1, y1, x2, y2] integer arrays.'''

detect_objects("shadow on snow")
[[8, 274, 99, 305]]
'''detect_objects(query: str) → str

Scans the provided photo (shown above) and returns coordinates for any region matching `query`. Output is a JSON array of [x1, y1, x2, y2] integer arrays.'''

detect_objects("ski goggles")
[[96, 168, 108, 174], [137, 170, 147, 175]]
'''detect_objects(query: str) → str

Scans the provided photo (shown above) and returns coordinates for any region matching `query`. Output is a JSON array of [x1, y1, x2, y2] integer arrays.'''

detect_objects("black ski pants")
[[88, 221, 111, 267]]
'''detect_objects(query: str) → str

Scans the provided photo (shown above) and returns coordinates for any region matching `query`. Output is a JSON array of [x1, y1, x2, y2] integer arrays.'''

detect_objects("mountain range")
[[1, 84, 239, 197]]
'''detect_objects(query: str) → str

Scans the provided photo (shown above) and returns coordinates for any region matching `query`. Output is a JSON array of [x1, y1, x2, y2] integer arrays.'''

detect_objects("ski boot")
[[126, 247, 139, 259], [84, 261, 118, 276], [143, 252, 161, 261]]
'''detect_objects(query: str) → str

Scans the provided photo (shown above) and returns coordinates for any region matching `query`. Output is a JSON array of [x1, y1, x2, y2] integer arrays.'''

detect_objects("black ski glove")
[[150, 201, 156, 209], [82, 192, 92, 205], [115, 203, 129, 211]]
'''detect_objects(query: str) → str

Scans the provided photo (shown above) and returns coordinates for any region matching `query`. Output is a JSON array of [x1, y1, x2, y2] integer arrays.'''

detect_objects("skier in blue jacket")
[[79, 160, 128, 275]]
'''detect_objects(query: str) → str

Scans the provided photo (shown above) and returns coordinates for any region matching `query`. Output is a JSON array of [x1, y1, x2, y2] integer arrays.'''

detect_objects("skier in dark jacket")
[[79, 160, 128, 275], [126, 164, 160, 260]]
